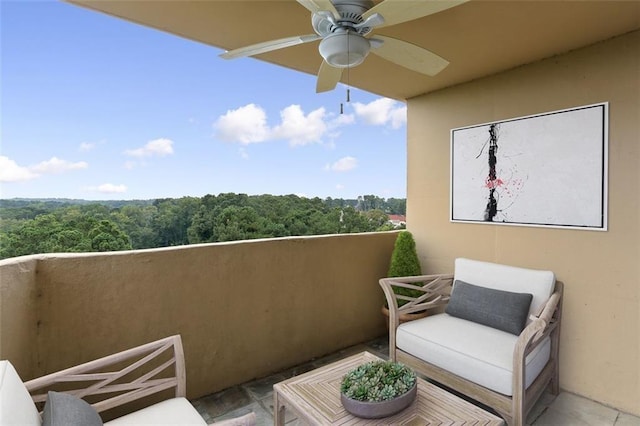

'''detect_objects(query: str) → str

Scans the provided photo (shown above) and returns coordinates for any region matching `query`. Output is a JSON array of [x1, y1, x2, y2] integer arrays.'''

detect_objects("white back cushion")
[[0, 361, 41, 425], [454, 258, 555, 318]]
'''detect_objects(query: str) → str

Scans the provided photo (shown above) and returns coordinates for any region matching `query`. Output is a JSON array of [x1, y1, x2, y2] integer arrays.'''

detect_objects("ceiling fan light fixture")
[[319, 31, 370, 68]]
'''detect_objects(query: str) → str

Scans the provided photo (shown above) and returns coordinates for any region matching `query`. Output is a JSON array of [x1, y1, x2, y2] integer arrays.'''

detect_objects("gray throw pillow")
[[445, 280, 533, 335], [42, 391, 103, 426]]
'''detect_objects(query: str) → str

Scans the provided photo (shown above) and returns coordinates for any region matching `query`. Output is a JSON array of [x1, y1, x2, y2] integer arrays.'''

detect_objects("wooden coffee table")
[[273, 351, 504, 425]]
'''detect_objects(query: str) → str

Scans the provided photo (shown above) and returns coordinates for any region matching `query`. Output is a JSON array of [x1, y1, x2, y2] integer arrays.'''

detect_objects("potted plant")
[[382, 230, 428, 323], [340, 360, 417, 418]]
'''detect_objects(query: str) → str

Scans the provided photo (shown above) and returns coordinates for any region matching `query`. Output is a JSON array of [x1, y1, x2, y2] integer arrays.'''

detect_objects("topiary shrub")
[[387, 231, 423, 306]]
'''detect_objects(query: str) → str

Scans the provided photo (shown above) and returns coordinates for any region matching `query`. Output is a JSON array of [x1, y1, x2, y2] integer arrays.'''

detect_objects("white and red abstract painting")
[[450, 103, 608, 230]]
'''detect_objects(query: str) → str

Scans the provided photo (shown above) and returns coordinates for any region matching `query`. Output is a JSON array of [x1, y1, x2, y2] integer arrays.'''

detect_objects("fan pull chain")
[[346, 31, 352, 104], [340, 31, 353, 114]]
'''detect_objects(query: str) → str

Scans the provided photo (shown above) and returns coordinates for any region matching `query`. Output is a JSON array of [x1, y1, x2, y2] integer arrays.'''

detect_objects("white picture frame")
[[450, 103, 608, 230]]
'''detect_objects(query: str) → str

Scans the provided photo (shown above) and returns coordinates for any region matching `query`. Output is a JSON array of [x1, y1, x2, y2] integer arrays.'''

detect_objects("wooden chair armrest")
[[515, 319, 547, 359], [513, 284, 564, 375], [24, 335, 185, 414]]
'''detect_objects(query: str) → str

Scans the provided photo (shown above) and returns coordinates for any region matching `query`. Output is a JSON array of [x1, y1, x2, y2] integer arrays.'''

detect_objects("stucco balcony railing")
[[0, 231, 397, 408]]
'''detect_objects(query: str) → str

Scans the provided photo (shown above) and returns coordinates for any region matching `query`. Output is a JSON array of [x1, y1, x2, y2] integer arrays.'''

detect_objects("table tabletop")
[[273, 351, 505, 425]]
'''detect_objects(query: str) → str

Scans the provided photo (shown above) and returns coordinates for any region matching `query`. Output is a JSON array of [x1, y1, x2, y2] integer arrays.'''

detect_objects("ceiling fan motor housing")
[[319, 30, 370, 68], [314, 0, 374, 68]]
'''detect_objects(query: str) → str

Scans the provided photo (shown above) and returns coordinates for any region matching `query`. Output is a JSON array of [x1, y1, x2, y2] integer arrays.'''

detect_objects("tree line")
[[0, 194, 406, 260]]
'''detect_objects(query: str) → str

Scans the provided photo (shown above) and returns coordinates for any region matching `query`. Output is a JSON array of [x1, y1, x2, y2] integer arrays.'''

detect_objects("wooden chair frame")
[[24, 335, 186, 414], [379, 274, 563, 426]]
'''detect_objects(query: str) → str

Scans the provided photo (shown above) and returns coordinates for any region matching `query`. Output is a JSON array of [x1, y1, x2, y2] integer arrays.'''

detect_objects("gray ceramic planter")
[[340, 382, 418, 419]]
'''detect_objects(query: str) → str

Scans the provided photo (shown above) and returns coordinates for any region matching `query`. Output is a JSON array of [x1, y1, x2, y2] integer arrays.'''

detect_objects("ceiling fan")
[[219, 0, 467, 93]]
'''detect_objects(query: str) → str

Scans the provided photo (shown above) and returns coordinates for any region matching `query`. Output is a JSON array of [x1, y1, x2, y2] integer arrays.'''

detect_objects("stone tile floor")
[[192, 336, 640, 425]]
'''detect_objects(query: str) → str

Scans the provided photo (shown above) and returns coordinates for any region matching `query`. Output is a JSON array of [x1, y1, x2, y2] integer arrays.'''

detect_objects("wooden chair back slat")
[[24, 335, 185, 414]]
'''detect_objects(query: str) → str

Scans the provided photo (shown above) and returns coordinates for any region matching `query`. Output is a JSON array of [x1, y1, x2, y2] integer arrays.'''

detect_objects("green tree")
[[53, 229, 91, 252], [363, 209, 391, 230], [187, 205, 216, 243], [0, 232, 18, 259], [88, 220, 132, 251], [357, 195, 385, 211], [153, 197, 200, 246], [214, 206, 265, 241], [0, 194, 407, 259], [7, 214, 65, 256], [386, 198, 406, 215], [0, 213, 97, 258], [111, 205, 158, 249], [338, 207, 375, 233]]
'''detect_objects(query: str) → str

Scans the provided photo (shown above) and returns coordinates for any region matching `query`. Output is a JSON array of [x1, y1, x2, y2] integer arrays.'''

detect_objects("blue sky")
[[0, 0, 407, 201]]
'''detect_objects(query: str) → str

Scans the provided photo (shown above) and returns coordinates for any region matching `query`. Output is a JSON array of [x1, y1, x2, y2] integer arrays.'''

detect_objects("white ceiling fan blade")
[[296, 0, 339, 19], [220, 34, 321, 59], [316, 60, 343, 93], [370, 35, 449, 76], [363, 0, 469, 28]]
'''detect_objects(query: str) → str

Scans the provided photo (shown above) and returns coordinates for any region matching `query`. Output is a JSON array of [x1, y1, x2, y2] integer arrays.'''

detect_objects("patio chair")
[[379, 258, 563, 426], [0, 335, 255, 425]]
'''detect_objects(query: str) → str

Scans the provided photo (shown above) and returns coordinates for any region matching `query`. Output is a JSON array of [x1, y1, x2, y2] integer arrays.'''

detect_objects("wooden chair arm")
[[512, 284, 563, 396], [24, 335, 186, 414], [515, 286, 563, 356]]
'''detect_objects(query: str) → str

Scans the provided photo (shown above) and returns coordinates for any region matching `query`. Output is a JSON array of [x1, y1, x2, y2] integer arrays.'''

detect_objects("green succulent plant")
[[340, 361, 416, 402]]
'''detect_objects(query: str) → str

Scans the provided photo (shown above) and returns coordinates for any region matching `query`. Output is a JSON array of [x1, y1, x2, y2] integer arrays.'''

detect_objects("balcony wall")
[[0, 231, 397, 399]]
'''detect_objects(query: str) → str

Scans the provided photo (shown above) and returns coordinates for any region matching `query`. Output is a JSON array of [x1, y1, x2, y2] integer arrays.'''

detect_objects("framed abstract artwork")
[[450, 103, 608, 230]]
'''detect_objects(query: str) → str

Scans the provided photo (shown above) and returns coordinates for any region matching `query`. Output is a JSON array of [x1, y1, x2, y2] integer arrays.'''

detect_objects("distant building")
[[388, 214, 406, 228]]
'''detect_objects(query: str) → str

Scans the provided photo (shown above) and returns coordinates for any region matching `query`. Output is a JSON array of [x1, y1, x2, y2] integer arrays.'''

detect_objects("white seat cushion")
[[104, 397, 206, 425], [397, 314, 551, 396], [0, 360, 41, 425], [454, 258, 555, 320]]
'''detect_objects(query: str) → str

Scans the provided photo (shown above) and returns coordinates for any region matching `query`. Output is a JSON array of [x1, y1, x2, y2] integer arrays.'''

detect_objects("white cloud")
[[87, 183, 128, 194], [324, 113, 355, 143], [326, 156, 358, 172], [332, 113, 355, 126], [336, 184, 345, 191], [0, 156, 39, 182], [30, 157, 88, 174], [124, 138, 174, 158], [352, 98, 407, 129], [1, 155, 88, 183], [389, 106, 407, 129], [214, 104, 269, 145], [272, 105, 328, 146], [213, 103, 352, 147]]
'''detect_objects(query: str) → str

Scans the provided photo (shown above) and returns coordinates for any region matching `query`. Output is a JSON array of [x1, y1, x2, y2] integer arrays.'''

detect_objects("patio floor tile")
[[615, 412, 640, 426]]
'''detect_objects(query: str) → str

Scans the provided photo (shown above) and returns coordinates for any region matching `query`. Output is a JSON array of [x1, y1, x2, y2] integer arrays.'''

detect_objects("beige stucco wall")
[[0, 257, 39, 378], [0, 232, 396, 400], [406, 30, 639, 415]]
